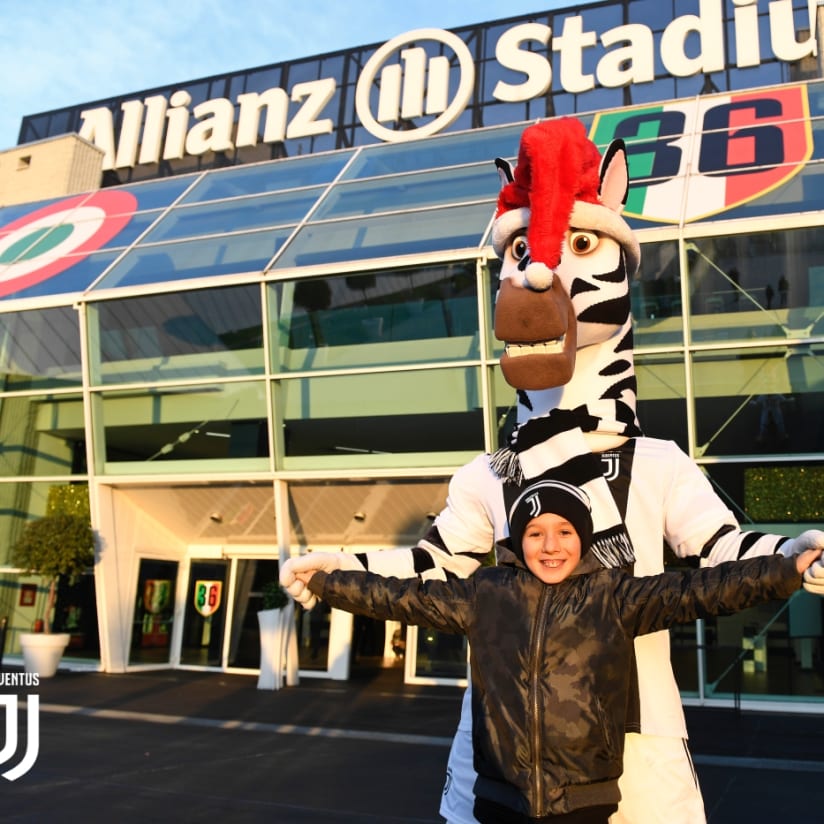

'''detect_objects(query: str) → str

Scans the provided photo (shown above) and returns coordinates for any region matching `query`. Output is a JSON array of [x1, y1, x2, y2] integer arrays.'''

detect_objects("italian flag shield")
[[591, 85, 813, 224]]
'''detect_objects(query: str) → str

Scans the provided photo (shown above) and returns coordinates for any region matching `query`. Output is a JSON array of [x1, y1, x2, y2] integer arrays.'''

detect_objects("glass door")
[[180, 560, 228, 667], [129, 559, 178, 665]]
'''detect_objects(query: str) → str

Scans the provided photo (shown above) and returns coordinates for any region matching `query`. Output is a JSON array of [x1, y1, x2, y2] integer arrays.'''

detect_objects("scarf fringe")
[[590, 528, 635, 569], [490, 446, 522, 483]]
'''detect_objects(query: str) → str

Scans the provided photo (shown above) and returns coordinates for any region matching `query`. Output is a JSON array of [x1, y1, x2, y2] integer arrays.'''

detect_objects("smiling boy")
[[297, 478, 820, 823]]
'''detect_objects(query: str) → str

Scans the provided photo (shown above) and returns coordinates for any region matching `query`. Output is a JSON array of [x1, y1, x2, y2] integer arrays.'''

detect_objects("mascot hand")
[[279, 553, 363, 609], [778, 530, 824, 596], [803, 555, 824, 596]]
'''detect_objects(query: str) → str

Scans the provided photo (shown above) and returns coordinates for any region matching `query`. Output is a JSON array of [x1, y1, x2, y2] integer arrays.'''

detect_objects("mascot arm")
[[664, 445, 824, 595], [280, 455, 496, 609], [665, 446, 786, 563], [362, 455, 496, 581]]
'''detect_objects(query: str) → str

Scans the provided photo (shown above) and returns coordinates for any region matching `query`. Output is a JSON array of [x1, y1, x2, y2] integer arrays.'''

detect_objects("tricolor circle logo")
[[0, 190, 137, 297]]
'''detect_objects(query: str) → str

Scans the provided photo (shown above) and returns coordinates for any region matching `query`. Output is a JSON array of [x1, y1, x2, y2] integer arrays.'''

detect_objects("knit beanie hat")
[[507, 478, 593, 562]]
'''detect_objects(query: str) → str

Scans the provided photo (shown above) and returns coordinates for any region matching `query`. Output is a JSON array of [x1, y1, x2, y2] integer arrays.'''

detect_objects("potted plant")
[[257, 578, 298, 690], [11, 511, 95, 677]]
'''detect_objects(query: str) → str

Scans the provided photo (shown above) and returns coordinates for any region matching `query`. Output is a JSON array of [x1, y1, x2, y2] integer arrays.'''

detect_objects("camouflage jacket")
[[309, 549, 801, 818]]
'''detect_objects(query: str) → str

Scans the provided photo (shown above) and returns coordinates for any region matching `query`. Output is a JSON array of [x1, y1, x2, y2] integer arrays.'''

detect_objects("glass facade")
[[2, 45, 824, 709]]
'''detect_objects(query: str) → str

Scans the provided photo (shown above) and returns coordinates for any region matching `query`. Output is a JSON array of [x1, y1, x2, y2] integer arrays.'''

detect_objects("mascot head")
[[491, 118, 640, 397]]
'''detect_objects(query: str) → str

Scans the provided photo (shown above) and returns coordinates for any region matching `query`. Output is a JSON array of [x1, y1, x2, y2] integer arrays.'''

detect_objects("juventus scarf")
[[491, 401, 641, 569]]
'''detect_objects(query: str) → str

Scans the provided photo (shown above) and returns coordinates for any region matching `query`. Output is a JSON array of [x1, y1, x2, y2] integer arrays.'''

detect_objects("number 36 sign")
[[194, 580, 223, 618], [591, 84, 813, 224]]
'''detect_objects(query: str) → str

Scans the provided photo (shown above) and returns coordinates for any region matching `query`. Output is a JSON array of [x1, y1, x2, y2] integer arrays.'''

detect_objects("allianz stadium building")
[[0, 0, 823, 712]]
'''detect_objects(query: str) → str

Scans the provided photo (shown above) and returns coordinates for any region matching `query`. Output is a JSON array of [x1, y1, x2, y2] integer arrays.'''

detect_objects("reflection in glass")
[[272, 263, 479, 371], [295, 600, 331, 671], [0, 481, 87, 566], [129, 559, 178, 666], [685, 226, 824, 343], [635, 352, 688, 449], [90, 284, 263, 385], [143, 189, 322, 243], [4, 249, 124, 301], [0, 306, 81, 389], [227, 558, 281, 669], [95, 228, 291, 290], [98, 382, 269, 467], [312, 165, 497, 220], [414, 627, 468, 680], [278, 367, 484, 469], [632, 239, 684, 346], [0, 394, 85, 477], [181, 152, 353, 203], [341, 126, 523, 180], [701, 600, 823, 701], [272, 203, 493, 268], [692, 343, 824, 457]]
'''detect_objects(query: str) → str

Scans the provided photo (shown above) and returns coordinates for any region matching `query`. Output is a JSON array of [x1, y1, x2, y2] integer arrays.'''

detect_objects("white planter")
[[19, 632, 70, 678], [257, 603, 299, 690]]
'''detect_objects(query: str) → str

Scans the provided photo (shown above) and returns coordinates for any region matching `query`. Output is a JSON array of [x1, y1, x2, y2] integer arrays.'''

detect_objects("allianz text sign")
[[77, 0, 820, 172]]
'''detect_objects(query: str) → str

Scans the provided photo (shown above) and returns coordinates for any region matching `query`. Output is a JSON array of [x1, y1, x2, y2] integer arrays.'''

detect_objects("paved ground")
[[2, 665, 824, 822]]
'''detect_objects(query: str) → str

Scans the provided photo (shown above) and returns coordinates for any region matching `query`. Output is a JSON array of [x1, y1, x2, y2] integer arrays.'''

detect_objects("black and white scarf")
[[492, 401, 642, 569]]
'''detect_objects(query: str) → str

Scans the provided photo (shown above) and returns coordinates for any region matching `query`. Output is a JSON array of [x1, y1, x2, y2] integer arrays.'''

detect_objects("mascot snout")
[[495, 276, 577, 390]]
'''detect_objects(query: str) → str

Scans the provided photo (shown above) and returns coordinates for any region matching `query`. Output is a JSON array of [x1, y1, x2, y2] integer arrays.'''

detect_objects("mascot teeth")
[[505, 338, 565, 358]]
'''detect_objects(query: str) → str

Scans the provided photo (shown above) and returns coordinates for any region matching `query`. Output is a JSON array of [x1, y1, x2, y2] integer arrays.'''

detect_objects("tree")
[[11, 512, 95, 633]]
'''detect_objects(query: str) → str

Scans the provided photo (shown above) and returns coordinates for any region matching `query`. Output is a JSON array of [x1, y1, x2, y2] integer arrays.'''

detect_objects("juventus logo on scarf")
[[491, 402, 641, 569]]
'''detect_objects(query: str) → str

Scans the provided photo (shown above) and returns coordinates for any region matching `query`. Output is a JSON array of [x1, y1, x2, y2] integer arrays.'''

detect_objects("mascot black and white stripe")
[[281, 118, 824, 824]]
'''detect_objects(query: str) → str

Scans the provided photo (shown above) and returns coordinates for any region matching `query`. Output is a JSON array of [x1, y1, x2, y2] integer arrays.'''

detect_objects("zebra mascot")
[[281, 118, 824, 824]]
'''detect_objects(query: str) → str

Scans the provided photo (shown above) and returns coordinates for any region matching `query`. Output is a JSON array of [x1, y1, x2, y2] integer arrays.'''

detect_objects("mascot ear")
[[599, 139, 630, 213], [495, 157, 514, 187]]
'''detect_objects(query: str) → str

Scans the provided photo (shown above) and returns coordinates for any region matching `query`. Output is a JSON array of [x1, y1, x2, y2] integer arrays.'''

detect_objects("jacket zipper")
[[529, 586, 551, 817]]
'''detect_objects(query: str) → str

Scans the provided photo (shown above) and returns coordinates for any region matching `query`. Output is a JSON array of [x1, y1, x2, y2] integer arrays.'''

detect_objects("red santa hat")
[[491, 118, 640, 276]]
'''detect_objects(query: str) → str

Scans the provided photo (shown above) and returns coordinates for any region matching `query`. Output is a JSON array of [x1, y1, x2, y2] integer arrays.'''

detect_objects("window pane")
[[633, 239, 684, 346], [94, 229, 290, 289], [686, 227, 823, 343], [274, 203, 492, 268], [636, 352, 688, 450], [312, 165, 497, 220], [342, 126, 523, 179], [144, 189, 323, 243], [0, 306, 81, 389], [181, 152, 353, 203], [0, 393, 85, 477], [97, 381, 269, 471], [692, 342, 824, 457], [0, 482, 82, 564], [271, 263, 479, 371], [129, 559, 178, 666], [90, 284, 263, 385], [277, 367, 485, 470]]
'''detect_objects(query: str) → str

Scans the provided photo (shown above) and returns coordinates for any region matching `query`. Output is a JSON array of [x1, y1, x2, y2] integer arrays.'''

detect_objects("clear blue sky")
[[0, 0, 584, 150]]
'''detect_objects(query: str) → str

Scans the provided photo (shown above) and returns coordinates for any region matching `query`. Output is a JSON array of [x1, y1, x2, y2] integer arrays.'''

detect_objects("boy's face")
[[521, 512, 582, 584]]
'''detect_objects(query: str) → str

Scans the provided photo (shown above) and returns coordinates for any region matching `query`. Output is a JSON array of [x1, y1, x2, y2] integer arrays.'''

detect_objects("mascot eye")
[[510, 234, 529, 262], [569, 231, 599, 256]]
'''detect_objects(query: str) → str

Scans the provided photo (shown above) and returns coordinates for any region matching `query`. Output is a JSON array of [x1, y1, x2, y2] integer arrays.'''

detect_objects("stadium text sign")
[[78, 0, 818, 171]]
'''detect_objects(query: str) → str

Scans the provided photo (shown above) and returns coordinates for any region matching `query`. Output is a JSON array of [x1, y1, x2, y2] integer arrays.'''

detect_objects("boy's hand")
[[795, 548, 823, 576], [802, 552, 824, 595], [280, 552, 363, 609]]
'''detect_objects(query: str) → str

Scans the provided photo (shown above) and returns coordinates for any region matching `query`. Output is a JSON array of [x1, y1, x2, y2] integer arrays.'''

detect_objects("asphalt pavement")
[[2, 664, 824, 822]]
